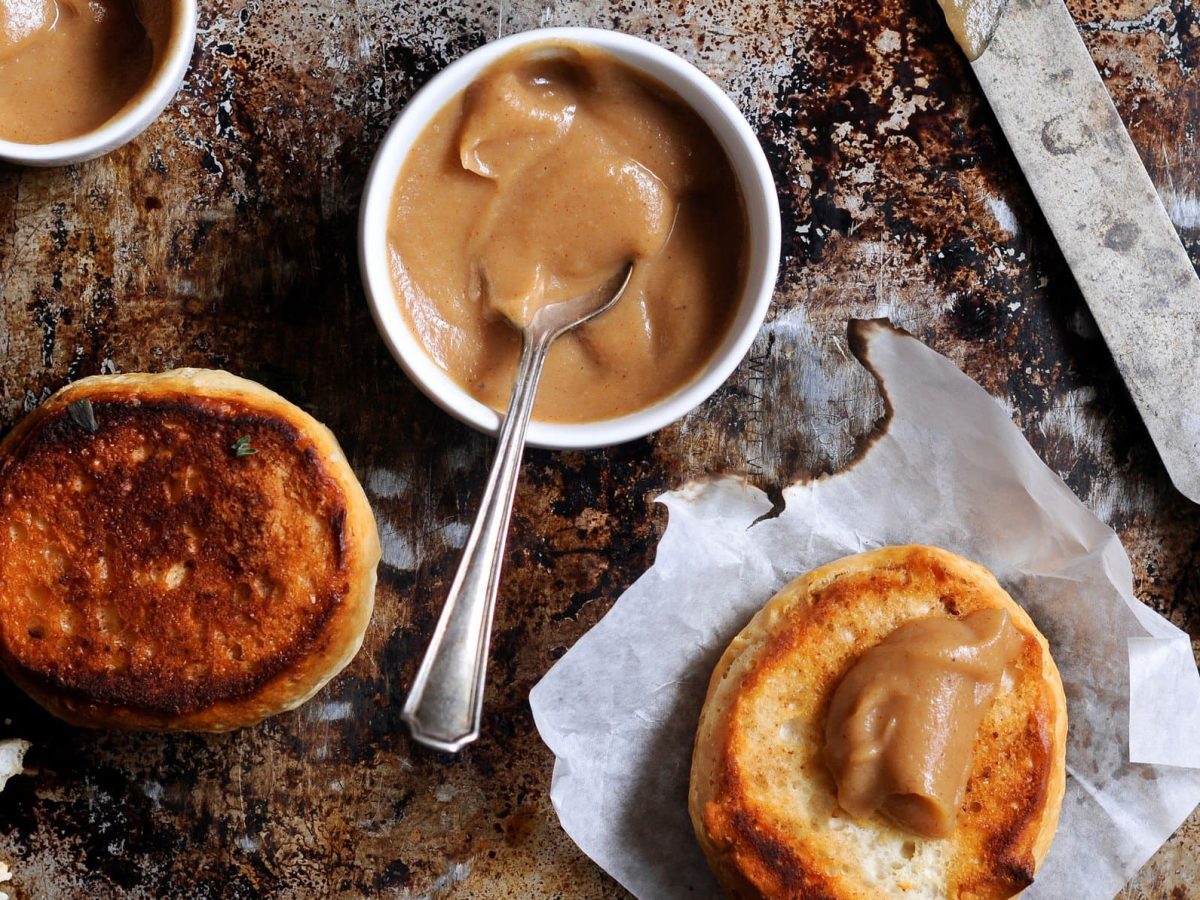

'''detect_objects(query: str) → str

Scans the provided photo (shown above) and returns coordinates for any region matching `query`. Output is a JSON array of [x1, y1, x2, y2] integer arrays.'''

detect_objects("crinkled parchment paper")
[[530, 320, 1200, 899], [0, 740, 28, 794], [0, 738, 28, 900]]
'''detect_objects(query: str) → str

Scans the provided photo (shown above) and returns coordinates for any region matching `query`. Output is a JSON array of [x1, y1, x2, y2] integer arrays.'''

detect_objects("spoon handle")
[[402, 329, 553, 753]]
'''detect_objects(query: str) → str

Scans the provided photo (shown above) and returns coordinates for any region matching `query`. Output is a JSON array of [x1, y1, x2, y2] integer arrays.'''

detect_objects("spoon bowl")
[[523, 265, 636, 339]]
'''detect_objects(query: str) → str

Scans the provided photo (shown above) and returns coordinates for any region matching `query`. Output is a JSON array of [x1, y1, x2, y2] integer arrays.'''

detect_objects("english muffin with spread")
[[0, 370, 379, 731], [689, 545, 1067, 899]]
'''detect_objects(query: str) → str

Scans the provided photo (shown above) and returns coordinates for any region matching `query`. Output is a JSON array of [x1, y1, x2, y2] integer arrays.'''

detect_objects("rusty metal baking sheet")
[[0, 0, 1198, 897]]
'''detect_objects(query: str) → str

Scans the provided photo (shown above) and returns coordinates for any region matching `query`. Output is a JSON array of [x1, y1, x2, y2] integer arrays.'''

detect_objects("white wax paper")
[[530, 320, 1200, 899], [0, 740, 29, 794]]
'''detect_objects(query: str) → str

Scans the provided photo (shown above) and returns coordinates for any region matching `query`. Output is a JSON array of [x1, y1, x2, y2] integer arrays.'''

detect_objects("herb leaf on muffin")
[[231, 435, 257, 457]]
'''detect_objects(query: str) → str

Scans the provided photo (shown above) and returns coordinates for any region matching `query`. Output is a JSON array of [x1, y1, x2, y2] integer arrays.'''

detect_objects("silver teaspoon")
[[402, 261, 636, 753]]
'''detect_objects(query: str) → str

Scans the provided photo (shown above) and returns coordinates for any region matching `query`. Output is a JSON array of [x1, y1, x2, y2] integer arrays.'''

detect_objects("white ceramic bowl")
[[359, 27, 781, 449], [0, 0, 198, 167]]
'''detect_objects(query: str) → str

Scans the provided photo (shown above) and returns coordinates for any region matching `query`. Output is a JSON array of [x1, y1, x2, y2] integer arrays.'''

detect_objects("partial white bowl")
[[359, 27, 781, 450], [0, 0, 198, 167]]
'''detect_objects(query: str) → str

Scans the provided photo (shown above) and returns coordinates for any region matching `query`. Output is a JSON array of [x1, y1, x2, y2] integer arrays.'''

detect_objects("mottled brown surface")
[[0, 392, 348, 719], [0, 0, 1196, 897]]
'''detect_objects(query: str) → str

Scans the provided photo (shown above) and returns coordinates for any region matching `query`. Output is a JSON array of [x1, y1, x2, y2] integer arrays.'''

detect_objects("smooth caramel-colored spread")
[[823, 609, 1023, 838], [937, 0, 1007, 60], [0, 0, 165, 144], [387, 43, 747, 423]]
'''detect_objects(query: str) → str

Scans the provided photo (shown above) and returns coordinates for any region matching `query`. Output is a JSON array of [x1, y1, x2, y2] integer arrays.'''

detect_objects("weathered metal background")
[[0, 0, 1197, 896]]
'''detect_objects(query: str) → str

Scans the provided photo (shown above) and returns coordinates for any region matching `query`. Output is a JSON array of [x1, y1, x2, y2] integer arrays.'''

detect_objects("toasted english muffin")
[[0, 370, 380, 731], [689, 545, 1067, 899]]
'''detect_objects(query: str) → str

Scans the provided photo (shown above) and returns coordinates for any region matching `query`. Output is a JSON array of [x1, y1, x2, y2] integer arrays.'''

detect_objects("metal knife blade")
[[967, 0, 1200, 502]]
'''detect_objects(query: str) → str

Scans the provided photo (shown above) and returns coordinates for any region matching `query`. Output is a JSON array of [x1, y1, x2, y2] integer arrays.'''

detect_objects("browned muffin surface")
[[0, 370, 379, 731]]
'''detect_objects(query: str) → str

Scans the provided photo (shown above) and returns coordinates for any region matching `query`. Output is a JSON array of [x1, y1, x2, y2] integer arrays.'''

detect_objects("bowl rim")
[[0, 0, 199, 166], [359, 26, 781, 450]]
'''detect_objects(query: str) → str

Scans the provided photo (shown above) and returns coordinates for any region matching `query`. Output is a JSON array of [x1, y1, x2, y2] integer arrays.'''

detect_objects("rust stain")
[[0, 0, 1197, 896]]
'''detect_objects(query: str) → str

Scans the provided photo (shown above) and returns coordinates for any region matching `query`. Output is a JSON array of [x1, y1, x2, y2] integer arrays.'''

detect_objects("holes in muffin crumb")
[[97, 602, 124, 637], [26, 620, 45, 639], [165, 472, 186, 503], [779, 717, 809, 744], [900, 840, 916, 859], [181, 524, 200, 555], [163, 562, 192, 590], [70, 473, 96, 493], [59, 609, 79, 636], [41, 544, 66, 569]]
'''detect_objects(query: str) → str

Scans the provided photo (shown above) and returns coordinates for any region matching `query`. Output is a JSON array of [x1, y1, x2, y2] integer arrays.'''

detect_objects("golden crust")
[[689, 546, 1067, 900], [0, 369, 380, 732]]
